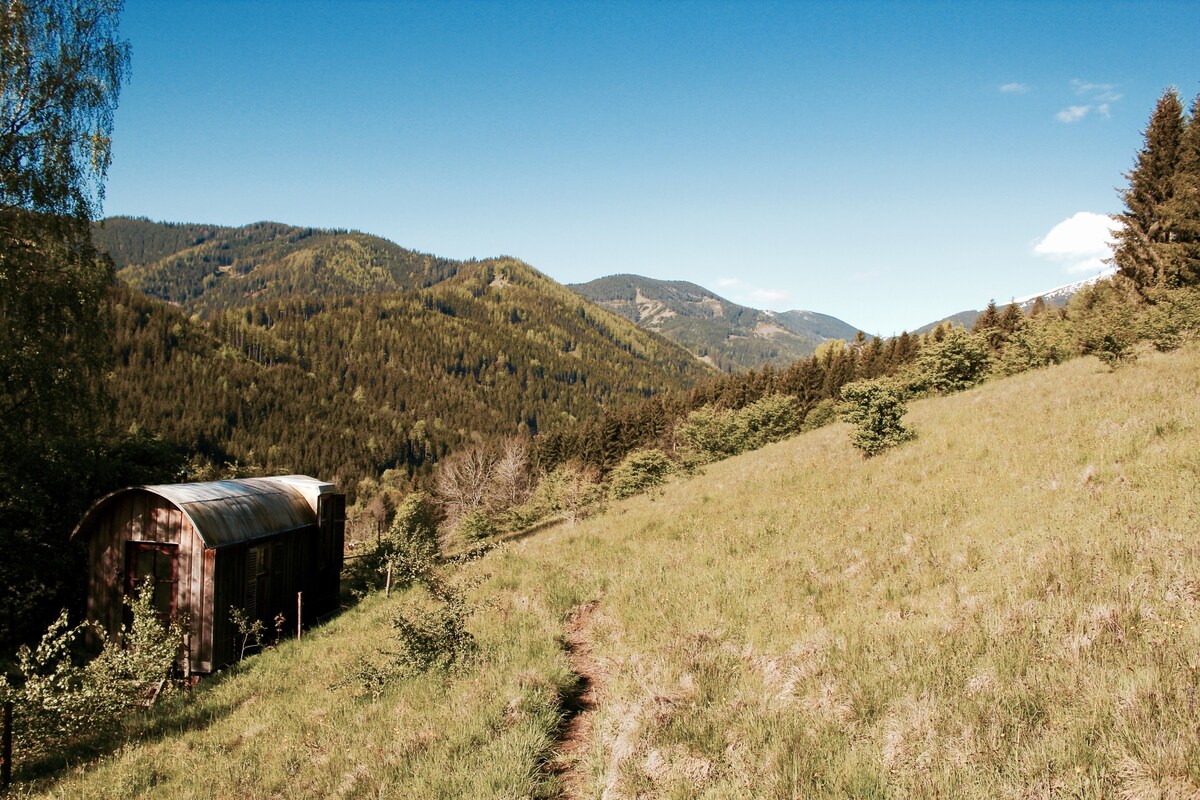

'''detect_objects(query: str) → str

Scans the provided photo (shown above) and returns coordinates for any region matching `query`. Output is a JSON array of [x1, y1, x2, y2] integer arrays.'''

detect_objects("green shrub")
[[1069, 280, 1140, 368], [678, 405, 744, 463], [608, 449, 674, 500], [993, 314, 1078, 377], [739, 394, 801, 446], [457, 509, 496, 541], [533, 461, 604, 524], [0, 581, 185, 765], [382, 492, 440, 578], [840, 379, 914, 457], [678, 394, 801, 463], [1139, 287, 1200, 352], [801, 397, 840, 431], [388, 585, 475, 676], [346, 581, 476, 700], [910, 327, 992, 393]]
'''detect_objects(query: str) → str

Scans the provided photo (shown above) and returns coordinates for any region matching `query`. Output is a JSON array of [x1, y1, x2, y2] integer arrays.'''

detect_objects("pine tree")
[[1113, 89, 1185, 293], [972, 300, 1001, 332], [1159, 93, 1200, 287]]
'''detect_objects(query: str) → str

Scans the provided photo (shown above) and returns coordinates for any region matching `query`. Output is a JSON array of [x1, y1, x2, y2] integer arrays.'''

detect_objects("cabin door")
[[124, 541, 178, 625]]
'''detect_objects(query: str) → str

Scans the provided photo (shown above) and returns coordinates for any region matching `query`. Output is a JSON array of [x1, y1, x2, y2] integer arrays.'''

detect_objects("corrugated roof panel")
[[74, 476, 335, 549]]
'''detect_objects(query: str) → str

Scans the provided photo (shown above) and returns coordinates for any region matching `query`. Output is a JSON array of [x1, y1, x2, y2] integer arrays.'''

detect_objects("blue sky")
[[104, 1, 1199, 334]]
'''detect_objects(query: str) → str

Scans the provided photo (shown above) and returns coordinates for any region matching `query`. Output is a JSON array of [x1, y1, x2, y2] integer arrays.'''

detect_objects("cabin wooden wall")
[[84, 490, 209, 674], [83, 490, 346, 673], [210, 527, 318, 668]]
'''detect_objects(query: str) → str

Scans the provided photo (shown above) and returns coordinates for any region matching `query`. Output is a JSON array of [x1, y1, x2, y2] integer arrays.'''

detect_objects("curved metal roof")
[[73, 476, 332, 549]]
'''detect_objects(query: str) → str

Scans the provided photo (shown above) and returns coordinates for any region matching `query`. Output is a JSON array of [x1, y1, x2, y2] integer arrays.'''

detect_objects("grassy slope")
[[35, 346, 1200, 798]]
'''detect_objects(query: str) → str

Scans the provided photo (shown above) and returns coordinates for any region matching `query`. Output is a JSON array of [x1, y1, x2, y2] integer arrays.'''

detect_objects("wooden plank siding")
[[77, 479, 343, 674]]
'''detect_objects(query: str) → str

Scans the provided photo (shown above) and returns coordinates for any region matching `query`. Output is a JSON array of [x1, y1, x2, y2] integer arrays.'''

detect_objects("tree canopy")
[[0, 0, 129, 650], [1114, 88, 1200, 293]]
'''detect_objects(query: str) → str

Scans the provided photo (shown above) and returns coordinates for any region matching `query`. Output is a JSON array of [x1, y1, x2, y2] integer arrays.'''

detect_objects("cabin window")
[[246, 544, 270, 620], [317, 494, 345, 569], [124, 541, 177, 625]]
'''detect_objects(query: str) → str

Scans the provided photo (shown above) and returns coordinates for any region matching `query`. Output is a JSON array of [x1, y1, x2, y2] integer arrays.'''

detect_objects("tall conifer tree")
[[1113, 89, 1185, 293], [1159, 93, 1200, 287]]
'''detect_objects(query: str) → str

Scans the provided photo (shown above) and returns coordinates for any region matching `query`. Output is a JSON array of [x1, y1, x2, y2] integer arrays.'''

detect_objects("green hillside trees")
[[0, 0, 129, 648], [1114, 88, 1200, 293]]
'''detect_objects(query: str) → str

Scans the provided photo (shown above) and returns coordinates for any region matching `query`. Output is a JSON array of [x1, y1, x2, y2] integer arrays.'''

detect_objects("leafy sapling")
[[840, 379, 915, 457]]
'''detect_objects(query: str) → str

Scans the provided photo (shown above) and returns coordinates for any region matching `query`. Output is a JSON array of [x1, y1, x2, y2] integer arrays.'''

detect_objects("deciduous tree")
[[0, 0, 129, 649]]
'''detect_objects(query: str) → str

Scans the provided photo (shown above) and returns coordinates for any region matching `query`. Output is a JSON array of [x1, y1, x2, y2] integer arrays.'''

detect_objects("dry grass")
[[27, 345, 1200, 798]]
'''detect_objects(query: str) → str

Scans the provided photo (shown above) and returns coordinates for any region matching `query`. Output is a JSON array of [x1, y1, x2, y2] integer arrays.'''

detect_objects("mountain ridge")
[[94, 219, 709, 490], [570, 273, 861, 371]]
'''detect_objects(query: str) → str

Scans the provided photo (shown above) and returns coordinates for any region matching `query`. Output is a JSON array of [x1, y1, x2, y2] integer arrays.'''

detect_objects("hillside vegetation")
[[94, 217, 465, 315], [28, 345, 1200, 798], [99, 222, 707, 487]]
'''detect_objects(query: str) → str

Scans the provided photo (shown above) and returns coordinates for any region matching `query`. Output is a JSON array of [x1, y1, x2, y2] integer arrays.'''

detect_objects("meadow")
[[26, 344, 1200, 799]]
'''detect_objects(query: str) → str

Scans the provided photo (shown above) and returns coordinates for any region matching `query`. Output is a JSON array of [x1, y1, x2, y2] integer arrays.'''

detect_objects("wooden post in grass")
[[2, 699, 12, 791], [296, 592, 302, 640], [385, 561, 393, 597]]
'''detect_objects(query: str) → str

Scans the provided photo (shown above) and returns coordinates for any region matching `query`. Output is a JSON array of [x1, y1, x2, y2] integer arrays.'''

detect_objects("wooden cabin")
[[72, 475, 345, 673]]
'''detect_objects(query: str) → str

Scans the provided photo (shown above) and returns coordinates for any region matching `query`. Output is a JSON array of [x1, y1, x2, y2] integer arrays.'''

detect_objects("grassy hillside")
[[29, 345, 1200, 798]]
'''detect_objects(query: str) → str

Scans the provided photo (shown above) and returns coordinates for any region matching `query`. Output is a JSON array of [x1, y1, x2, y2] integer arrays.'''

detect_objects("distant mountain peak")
[[1013, 267, 1117, 305], [570, 274, 859, 371]]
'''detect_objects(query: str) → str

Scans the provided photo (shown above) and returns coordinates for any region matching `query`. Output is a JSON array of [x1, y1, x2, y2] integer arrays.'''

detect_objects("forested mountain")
[[97, 220, 708, 493], [570, 274, 859, 371], [94, 216, 464, 315], [771, 308, 861, 341]]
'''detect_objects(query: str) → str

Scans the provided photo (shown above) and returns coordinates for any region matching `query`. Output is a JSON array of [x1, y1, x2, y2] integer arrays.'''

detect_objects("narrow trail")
[[548, 600, 602, 800]]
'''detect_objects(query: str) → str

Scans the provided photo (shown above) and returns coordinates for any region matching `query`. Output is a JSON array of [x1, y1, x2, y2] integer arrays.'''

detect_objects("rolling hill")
[[94, 216, 465, 315], [95, 219, 709, 490], [571, 274, 860, 372], [29, 343, 1200, 797]]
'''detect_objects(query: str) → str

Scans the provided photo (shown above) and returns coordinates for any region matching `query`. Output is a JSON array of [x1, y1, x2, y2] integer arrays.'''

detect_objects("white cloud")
[[999, 82, 1030, 94], [1058, 80, 1123, 122], [714, 277, 741, 288], [1072, 79, 1122, 102], [1034, 211, 1119, 274], [1056, 105, 1090, 123]]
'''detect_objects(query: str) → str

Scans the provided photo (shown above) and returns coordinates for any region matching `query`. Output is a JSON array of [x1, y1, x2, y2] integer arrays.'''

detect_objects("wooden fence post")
[[296, 592, 302, 640], [2, 699, 13, 792], [385, 562, 393, 597]]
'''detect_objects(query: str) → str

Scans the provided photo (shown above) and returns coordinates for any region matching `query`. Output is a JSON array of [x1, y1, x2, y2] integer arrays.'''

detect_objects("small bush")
[[0, 581, 185, 766], [677, 405, 744, 463], [740, 394, 801, 445], [457, 509, 496, 541], [1069, 280, 1140, 369], [1139, 287, 1200, 352], [527, 461, 604, 525], [346, 582, 476, 700], [382, 492, 440, 581], [387, 586, 475, 676], [678, 394, 801, 463], [993, 314, 1078, 377], [910, 327, 991, 393], [840, 379, 914, 457], [801, 397, 840, 431], [608, 449, 674, 500]]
